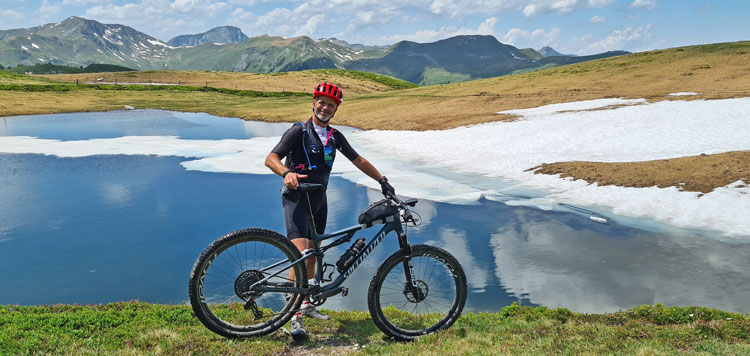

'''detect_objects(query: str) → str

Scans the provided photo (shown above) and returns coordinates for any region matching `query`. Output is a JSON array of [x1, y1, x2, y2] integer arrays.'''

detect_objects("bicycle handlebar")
[[386, 193, 419, 225]]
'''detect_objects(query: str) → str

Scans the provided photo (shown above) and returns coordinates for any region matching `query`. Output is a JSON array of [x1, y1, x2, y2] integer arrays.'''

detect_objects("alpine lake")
[[1, 110, 749, 314]]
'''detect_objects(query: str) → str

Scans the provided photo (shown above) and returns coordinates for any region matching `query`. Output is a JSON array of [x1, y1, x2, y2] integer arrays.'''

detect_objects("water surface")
[[1, 110, 749, 314]]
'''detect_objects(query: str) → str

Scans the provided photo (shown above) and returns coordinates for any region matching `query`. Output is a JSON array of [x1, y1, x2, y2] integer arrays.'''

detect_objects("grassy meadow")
[[2, 302, 749, 355], [37, 68, 418, 95]]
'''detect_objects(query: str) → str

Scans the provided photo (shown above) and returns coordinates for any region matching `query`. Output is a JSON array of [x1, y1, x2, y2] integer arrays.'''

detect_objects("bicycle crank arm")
[[312, 286, 348, 300]]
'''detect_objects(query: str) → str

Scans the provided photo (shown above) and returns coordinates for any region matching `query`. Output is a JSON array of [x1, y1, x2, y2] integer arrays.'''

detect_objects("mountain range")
[[0, 17, 629, 85]]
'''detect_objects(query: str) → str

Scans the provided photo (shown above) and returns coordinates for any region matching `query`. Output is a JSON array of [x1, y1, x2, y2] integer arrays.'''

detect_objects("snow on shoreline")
[[1, 98, 749, 237], [347, 97, 750, 237]]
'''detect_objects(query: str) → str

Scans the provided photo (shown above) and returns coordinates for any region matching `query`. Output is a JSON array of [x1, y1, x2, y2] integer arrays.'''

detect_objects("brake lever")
[[402, 210, 417, 226]]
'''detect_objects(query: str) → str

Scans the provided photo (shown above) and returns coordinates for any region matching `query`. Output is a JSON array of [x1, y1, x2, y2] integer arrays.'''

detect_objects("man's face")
[[313, 96, 338, 122]]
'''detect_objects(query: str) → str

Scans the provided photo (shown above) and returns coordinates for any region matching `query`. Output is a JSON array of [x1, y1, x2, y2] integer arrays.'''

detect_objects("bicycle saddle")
[[296, 183, 325, 193], [281, 183, 325, 202]]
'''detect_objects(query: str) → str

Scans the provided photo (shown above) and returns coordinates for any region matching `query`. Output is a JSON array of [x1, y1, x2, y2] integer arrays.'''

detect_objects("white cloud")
[[36, 0, 61, 21], [343, 8, 399, 34], [631, 0, 656, 10], [501, 27, 560, 48], [522, 0, 615, 18], [0, 8, 24, 20], [226, 7, 255, 26], [588, 15, 606, 23], [582, 24, 653, 54], [477, 16, 498, 35], [61, 0, 108, 6], [294, 14, 325, 36], [85, 0, 232, 40], [70, 0, 618, 43], [374, 17, 499, 45], [227, 0, 259, 5]]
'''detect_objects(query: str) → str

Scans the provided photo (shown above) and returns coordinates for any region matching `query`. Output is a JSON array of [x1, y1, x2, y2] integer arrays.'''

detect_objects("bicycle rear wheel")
[[367, 244, 467, 340], [188, 228, 307, 338]]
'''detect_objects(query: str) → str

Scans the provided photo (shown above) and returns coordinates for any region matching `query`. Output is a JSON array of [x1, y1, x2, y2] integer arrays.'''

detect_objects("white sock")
[[292, 304, 305, 321]]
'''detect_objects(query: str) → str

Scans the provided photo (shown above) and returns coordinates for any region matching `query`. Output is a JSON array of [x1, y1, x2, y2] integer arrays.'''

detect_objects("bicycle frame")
[[250, 192, 415, 300]]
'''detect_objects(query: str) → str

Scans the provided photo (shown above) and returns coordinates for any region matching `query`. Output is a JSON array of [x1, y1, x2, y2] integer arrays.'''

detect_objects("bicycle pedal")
[[341, 287, 348, 297]]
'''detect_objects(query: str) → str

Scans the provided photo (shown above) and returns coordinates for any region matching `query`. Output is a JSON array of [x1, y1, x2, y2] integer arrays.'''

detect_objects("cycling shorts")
[[282, 188, 327, 240]]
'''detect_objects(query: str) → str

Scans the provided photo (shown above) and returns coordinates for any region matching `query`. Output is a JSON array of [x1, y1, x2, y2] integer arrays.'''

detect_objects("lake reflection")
[[491, 210, 750, 313], [1, 110, 749, 314]]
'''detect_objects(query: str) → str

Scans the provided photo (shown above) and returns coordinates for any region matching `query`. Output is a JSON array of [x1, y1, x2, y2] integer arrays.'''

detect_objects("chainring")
[[308, 286, 326, 307]]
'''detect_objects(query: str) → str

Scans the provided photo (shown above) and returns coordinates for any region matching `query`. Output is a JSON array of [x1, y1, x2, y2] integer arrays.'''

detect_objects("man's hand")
[[284, 171, 308, 189], [379, 176, 395, 197]]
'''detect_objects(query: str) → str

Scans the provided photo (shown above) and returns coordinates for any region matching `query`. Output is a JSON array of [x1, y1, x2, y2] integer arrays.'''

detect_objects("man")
[[265, 82, 395, 339]]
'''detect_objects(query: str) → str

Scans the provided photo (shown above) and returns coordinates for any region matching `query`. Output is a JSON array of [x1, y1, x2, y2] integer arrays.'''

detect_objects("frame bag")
[[358, 199, 398, 224]]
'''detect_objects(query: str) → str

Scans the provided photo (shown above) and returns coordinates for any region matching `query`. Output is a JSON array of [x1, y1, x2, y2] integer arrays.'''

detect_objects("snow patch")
[[147, 39, 174, 48], [497, 98, 646, 117]]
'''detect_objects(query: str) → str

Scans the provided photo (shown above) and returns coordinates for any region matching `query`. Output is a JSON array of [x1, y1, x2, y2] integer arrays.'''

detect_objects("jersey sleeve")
[[333, 130, 360, 161], [270, 124, 303, 159]]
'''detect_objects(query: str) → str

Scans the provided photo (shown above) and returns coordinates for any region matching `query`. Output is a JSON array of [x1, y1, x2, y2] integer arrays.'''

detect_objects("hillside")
[[0, 16, 173, 70], [0, 17, 627, 85], [5, 41, 749, 130], [343, 35, 626, 85], [334, 41, 750, 130], [2, 63, 134, 74]]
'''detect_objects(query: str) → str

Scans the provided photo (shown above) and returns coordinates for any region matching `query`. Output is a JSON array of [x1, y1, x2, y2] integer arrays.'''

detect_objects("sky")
[[0, 0, 747, 54]]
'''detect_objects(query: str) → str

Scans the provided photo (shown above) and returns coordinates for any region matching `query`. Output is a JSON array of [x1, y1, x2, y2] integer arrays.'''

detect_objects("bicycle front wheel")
[[188, 228, 307, 338], [367, 244, 467, 340]]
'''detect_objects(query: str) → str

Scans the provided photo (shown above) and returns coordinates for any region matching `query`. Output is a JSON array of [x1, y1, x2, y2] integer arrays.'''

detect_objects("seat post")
[[304, 192, 317, 237]]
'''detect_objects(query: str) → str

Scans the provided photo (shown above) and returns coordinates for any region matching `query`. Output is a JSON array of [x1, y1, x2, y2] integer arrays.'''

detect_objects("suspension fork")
[[398, 230, 425, 301]]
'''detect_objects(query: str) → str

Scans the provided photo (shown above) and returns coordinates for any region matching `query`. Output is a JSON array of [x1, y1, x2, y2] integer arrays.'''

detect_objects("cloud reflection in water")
[[491, 210, 750, 313]]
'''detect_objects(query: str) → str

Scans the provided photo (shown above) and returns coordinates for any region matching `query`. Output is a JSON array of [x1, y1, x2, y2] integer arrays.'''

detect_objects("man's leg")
[[289, 238, 315, 281]]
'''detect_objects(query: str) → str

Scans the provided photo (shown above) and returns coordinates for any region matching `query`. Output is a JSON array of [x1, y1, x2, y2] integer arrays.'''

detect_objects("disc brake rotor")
[[403, 280, 428, 303]]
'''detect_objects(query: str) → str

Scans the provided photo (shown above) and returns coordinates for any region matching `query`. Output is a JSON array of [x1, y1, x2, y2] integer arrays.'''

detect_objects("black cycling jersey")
[[271, 118, 359, 187], [272, 118, 359, 239]]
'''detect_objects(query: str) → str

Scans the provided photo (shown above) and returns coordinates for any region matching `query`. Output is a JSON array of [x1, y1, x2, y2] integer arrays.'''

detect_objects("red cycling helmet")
[[313, 82, 343, 105]]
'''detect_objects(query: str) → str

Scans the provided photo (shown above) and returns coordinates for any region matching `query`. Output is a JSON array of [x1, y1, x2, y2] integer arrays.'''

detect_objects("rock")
[[124, 105, 135, 110]]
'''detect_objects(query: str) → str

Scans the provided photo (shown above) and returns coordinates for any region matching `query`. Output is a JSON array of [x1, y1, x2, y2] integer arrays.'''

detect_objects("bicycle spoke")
[[191, 231, 305, 336], [370, 246, 466, 339]]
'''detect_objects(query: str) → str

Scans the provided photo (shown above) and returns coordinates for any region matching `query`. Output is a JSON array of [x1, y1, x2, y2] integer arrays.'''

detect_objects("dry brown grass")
[[333, 41, 750, 130], [531, 151, 750, 193], [0, 90, 310, 122], [37, 70, 396, 95]]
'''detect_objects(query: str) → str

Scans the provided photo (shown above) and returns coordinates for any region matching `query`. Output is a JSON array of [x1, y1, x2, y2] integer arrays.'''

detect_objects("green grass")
[[2, 302, 748, 355], [420, 67, 473, 85], [1, 63, 135, 75], [308, 69, 419, 90]]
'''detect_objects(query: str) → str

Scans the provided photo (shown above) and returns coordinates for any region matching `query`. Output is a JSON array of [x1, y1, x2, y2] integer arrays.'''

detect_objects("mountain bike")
[[188, 183, 467, 340]]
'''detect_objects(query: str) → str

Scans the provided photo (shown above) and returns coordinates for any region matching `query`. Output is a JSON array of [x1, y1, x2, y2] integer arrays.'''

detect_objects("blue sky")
[[1, 0, 747, 55]]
